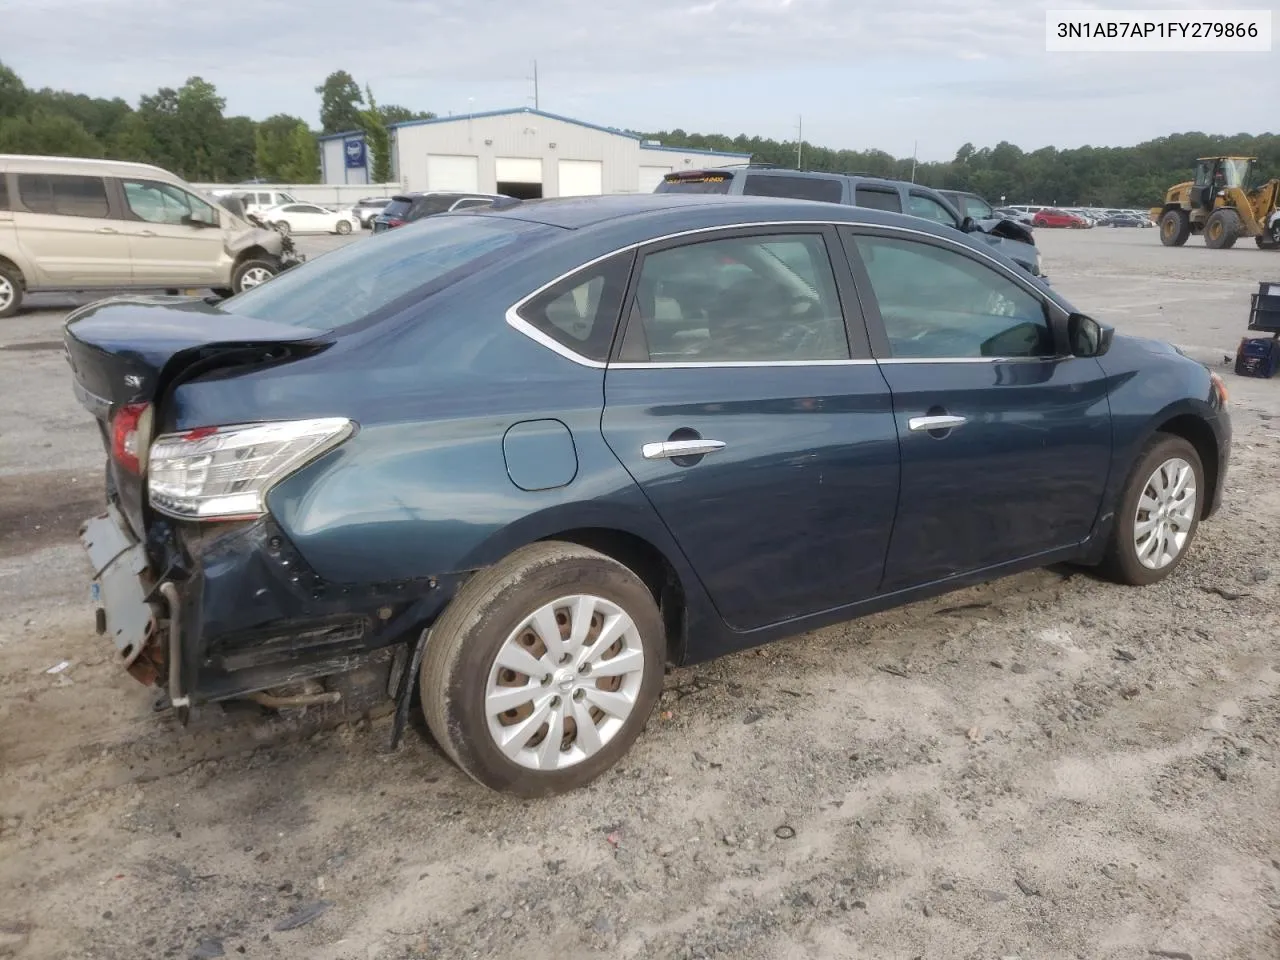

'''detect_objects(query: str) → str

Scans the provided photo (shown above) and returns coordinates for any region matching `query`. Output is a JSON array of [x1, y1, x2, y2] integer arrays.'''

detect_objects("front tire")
[[1098, 434, 1204, 586], [1203, 209, 1240, 249], [231, 257, 279, 293], [274, 220, 291, 237], [1159, 209, 1191, 246], [0, 262, 24, 318], [421, 542, 666, 797]]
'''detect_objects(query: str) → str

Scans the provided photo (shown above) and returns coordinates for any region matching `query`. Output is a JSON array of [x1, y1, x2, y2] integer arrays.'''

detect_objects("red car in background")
[[1033, 208, 1089, 228]]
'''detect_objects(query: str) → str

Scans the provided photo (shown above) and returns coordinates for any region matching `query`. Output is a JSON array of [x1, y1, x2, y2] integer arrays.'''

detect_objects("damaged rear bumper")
[[79, 505, 464, 709]]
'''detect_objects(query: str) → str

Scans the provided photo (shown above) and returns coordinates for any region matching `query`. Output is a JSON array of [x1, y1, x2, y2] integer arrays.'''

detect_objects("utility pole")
[[910, 140, 918, 183], [528, 60, 539, 110], [795, 115, 803, 169]]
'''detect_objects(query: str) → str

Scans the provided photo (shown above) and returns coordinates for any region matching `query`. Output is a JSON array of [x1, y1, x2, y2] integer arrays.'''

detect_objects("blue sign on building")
[[344, 137, 367, 169]]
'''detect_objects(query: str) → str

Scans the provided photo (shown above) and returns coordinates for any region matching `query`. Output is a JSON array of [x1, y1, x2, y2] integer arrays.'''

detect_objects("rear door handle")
[[908, 414, 968, 432], [137, 229, 156, 237], [97, 227, 119, 234], [642, 439, 726, 460]]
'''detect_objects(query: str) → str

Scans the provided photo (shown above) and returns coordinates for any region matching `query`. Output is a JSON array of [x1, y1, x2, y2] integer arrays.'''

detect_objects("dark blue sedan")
[[65, 194, 1231, 796]]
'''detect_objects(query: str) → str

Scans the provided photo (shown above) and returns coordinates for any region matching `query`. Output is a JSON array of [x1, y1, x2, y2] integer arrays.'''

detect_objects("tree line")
[[0, 64, 429, 185], [0, 59, 1275, 204], [636, 128, 1280, 208]]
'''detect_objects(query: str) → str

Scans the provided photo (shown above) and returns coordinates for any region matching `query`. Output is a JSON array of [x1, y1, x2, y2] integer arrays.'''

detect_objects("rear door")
[[13, 173, 132, 286], [839, 227, 1112, 590], [118, 178, 225, 285], [601, 226, 900, 631]]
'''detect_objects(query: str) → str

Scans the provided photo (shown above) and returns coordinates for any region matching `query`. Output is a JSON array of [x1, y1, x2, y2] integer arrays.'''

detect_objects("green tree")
[[0, 61, 28, 119], [358, 85, 392, 183], [379, 104, 435, 126], [256, 114, 319, 183], [0, 110, 103, 157], [315, 70, 363, 134]]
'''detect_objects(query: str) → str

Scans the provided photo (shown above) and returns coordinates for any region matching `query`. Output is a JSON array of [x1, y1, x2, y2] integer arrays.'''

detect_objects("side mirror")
[[1067, 312, 1114, 357], [959, 216, 980, 233]]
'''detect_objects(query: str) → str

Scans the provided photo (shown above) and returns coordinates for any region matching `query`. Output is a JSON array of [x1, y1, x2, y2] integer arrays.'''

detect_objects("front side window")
[[515, 253, 632, 362], [18, 174, 110, 218], [961, 195, 995, 219], [122, 180, 216, 226], [851, 234, 1052, 360], [907, 192, 958, 226], [0, 175, 8, 212], [624, 233, 849, 363], [854, 186, 902, 213]]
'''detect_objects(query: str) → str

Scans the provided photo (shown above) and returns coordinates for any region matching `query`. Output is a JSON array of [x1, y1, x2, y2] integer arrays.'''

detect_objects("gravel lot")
[[1, 228, 1278, 960]]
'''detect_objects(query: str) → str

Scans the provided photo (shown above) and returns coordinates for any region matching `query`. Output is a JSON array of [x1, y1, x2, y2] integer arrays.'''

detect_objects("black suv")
[[657, 167, 1045, 280], [371, 192, 511, 233]]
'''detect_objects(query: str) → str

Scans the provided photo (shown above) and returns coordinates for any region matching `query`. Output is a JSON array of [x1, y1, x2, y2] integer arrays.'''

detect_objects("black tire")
[[0, 262, 24, 318], [336, 220, 352, 235], [231, 257, 279, 294], [1097, 433, 1204, 587], [275, 220, 291, 237], [1159, 209, 1191, 247], [1203, 209, 1240, 249], [421, 541, 666, 797]]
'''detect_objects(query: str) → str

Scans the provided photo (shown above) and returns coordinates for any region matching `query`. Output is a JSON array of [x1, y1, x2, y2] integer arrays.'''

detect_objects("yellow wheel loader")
[[1151, 157, 1280, 250]]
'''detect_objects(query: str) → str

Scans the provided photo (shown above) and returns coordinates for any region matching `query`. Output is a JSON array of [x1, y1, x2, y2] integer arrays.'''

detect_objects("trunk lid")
[[64, 295, 331, 538]]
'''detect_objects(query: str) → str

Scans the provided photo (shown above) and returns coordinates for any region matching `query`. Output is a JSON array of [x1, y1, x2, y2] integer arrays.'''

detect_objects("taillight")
[[387, 218, 405, 228], [110, 402, 153, 474], [148, 418, 354, 521]]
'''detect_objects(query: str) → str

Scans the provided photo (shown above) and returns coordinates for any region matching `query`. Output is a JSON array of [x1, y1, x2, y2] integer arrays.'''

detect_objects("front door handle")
[[97, 227, 119, 234], [137, 229, 156, 237], [908, 414, 968, 432], [642, 439, 726, 460]]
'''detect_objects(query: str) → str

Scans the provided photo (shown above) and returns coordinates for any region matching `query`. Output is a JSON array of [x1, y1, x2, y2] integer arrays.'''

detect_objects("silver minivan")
[[0, 155, 299, 317]]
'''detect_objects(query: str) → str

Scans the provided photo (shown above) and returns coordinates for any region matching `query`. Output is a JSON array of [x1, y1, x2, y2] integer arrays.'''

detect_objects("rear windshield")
[[742, 174, 842, 203], [222, 216, 547, 330], [381, 197, 415, 219], [655, 172, 734, 195]]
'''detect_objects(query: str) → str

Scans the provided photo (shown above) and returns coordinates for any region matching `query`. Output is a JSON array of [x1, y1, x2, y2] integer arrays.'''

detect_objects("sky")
[[4, 0, 1276, 162]]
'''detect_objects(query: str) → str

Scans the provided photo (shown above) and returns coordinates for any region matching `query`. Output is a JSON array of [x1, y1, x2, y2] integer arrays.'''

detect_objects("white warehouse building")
[[319, 107, 750, 197]]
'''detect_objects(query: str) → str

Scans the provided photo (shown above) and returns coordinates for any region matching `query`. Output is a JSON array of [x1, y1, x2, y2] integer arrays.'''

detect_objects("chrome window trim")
[[503, 219, 1056, 369]]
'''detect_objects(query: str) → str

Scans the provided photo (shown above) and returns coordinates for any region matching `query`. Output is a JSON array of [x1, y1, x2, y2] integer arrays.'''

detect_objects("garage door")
[[558, 159, 603, 197], [639, 165, 672, 193], [426, 155, 479, 192], [495, 157, 543, 184]]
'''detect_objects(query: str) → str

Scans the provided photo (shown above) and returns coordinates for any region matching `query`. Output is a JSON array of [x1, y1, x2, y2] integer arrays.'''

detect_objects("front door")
[[601, 227, 901, 631], [840, 227, 1112, 591], [12, 173, 133, 286], [118, 179, 224, 285]]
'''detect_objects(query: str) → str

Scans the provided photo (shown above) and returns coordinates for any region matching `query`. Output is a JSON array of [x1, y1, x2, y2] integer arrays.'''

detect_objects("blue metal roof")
[[316, 129, 365, 143], [378, 107, 751, 158]]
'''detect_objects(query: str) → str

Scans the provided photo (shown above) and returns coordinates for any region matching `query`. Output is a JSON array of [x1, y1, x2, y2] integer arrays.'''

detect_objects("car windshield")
[[222, 216, 547, 330]]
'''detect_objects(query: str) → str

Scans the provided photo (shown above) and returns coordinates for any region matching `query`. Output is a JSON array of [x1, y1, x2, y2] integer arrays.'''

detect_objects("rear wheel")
[[335, 220, 352, 235], [0, 263, 23, 318], [1098, 434, 1204, 586], [421, 542, 666, 797], [1159, 209, 1191, 246], [274, 220, 291, 237], [1203, 209, 1241, 249], [231, 257, 279, 293]]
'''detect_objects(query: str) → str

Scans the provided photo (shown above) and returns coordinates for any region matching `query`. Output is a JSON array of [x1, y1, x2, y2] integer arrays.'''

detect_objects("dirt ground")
[[1, 229, 1278, 960]]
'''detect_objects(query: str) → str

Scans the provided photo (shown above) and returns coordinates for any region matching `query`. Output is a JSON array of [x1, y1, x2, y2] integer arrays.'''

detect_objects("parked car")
[[261, 202, 358, 236], [233, 189, 302, 217], [351, 197, 393, 228], [66, 194, 1230, 796], [994, 207, 1036, 226], [1099, 213, 1150, 228], [0, 155, 300, 317], [1033, 208, 1090, 228], [657, 167, 1046, 281], [371, 191, 510, 233]]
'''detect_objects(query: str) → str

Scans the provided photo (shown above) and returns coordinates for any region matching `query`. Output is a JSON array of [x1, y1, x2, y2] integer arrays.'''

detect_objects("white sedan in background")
[[260, 203, 360, 236]]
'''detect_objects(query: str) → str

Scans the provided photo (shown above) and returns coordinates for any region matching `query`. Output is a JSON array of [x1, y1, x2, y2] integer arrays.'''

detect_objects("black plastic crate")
[[1249, 281, 1280, 333]]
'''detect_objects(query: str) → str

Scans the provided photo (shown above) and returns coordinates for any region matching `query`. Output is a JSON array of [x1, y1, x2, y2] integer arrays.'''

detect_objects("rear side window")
[[411, 196, 456, 218], [0, 175, 8, 211], [854, 186, 902, 213], [515, 253, 632, 362], [224, 215, 547, 330], [742, 174, 842, 203], [18, 174, 110, 218], [655, 172, 734, 194]]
